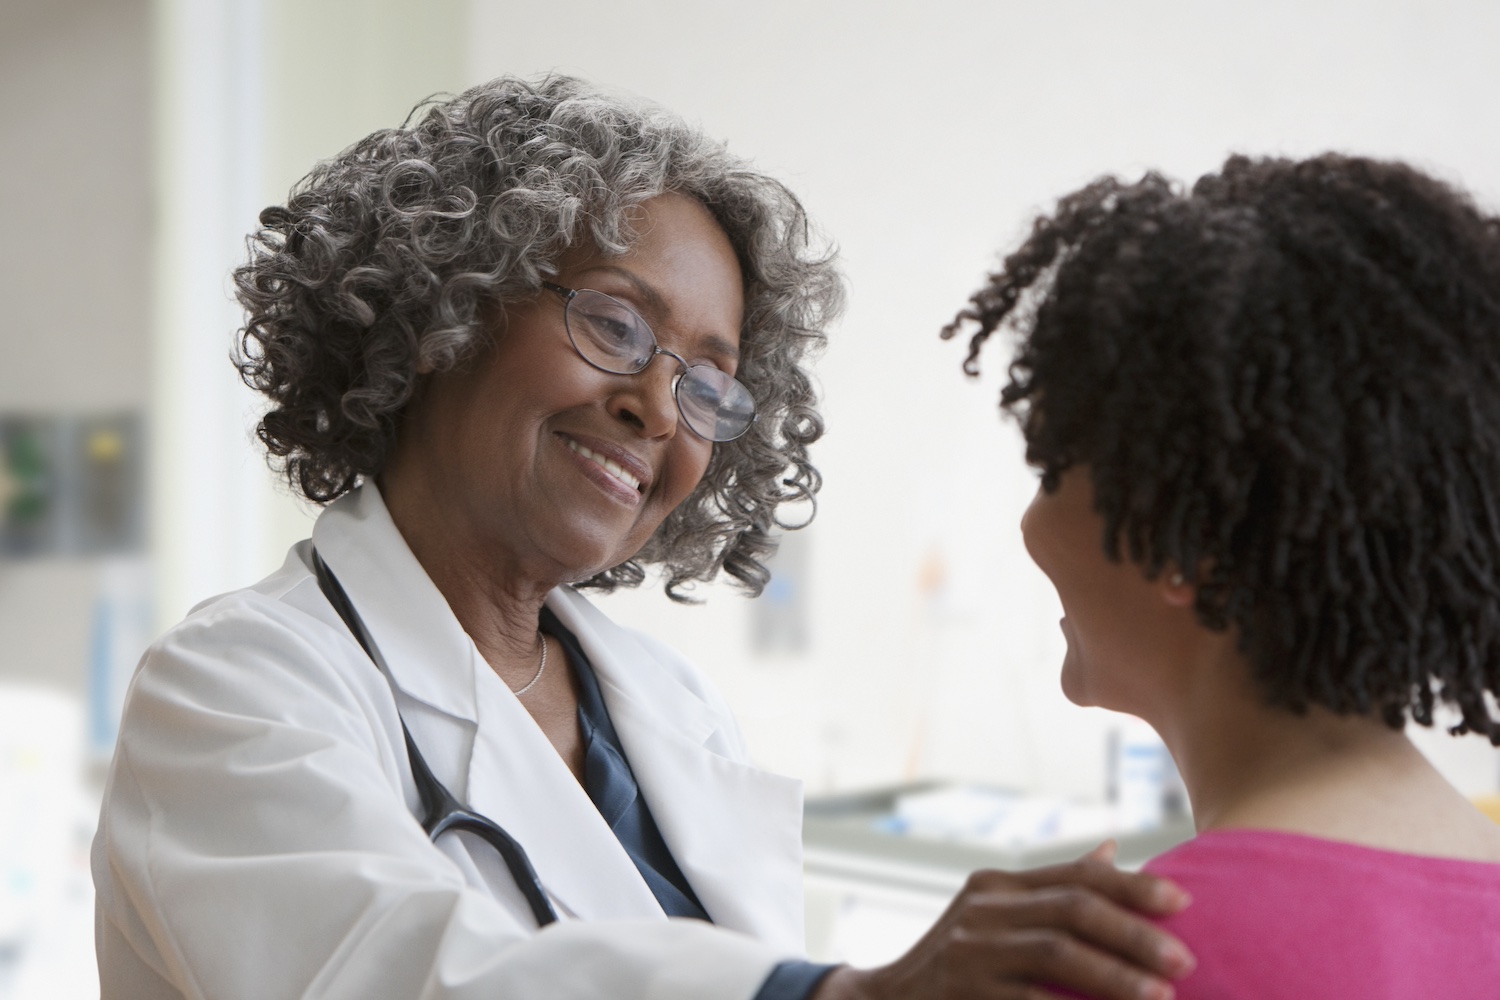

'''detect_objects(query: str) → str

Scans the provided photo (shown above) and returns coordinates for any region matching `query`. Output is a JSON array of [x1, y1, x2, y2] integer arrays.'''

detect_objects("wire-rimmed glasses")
[[542, 281, 757, 443]]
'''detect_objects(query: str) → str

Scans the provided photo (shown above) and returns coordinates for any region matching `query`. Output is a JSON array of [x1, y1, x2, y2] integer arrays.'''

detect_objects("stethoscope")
[[312, 551, 560, 928]]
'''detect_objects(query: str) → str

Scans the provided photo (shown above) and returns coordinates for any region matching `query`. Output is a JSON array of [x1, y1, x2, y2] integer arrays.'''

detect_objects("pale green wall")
[[263, 0, 470, 195], [150, 0, 472, 629], [255, 0, 472, 569]]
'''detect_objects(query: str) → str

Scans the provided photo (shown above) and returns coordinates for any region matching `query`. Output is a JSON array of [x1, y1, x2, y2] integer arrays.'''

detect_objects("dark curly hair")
[[234, 74, 843, 600], [944, 153, 1500, 742]]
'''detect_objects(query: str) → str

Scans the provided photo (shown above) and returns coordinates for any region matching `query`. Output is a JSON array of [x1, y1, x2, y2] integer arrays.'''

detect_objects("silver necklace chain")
[[512, 631, 548, 697]]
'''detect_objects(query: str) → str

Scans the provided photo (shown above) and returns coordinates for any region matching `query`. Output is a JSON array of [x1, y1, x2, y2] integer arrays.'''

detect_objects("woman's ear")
[[1160, 567, 1196, 608]]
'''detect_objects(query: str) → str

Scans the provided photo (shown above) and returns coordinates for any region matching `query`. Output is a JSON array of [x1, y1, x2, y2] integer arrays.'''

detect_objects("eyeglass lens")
[[562, 288, 756, 442]]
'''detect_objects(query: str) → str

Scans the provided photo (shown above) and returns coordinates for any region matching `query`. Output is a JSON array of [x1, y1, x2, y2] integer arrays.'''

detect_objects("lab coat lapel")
[[462, 659, 668, 922], [547, 590, 807, 954]]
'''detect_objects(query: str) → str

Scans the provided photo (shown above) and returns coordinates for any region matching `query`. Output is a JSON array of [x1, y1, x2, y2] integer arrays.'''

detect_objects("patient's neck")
[[1152, 666, 1500, 863]]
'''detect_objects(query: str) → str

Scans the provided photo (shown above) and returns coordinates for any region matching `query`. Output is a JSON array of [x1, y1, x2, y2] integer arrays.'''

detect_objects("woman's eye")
[[587, 314, 636, 344]]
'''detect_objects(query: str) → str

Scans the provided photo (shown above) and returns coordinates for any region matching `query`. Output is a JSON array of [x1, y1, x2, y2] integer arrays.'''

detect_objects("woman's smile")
[[559, 432, 648, 504]]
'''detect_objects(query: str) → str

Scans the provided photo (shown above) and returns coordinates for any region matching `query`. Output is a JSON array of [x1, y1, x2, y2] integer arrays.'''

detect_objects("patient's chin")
[[1059, 645, 1096, 707]]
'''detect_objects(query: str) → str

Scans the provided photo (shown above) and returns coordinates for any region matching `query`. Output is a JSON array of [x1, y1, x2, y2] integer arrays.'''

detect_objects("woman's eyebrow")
[[586, 265, 741, 361]]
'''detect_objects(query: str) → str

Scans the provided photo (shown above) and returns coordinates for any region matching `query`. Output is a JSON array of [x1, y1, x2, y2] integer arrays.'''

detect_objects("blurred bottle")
[[88, 557, 154, 757], [1107, 718, 1185, 831]]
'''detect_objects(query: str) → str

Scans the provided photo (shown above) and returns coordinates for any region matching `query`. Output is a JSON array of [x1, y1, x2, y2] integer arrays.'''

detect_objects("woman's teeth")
[[566, 439, 642, 491]]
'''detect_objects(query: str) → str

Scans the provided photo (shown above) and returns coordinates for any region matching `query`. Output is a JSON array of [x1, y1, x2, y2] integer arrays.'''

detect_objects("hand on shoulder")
[[810, 844, 1194, 1000]]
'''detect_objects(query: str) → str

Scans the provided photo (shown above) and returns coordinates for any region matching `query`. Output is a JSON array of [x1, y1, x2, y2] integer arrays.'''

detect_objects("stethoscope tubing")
[[312, 550, 559, 928]]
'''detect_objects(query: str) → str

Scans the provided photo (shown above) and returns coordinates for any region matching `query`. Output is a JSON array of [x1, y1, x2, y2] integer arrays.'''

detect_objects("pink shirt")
[[1142, 828, 1500, 999]]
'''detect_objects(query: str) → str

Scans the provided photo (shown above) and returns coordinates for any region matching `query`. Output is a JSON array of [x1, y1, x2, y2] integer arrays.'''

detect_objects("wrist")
[[807, 966, 880, 1000]]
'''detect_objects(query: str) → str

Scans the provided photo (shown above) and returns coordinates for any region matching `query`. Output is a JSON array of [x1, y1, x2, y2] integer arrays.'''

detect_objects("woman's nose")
[[609, 354, 682, 438]]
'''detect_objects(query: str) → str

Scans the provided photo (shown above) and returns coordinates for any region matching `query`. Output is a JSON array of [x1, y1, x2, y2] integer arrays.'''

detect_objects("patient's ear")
[[1160, 567, 1196, 608]]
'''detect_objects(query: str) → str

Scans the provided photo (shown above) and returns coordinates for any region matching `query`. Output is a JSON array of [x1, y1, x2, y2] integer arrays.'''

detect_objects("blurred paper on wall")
[[0, 413, 144, 560], [0, 417, 60, 558], [71, 414, 145, 556]]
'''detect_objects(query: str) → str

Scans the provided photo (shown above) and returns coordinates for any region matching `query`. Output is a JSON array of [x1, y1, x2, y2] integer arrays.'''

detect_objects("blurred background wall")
[[1, 0, 151, 698], [2, 0, 1499, 995], [2, 4, 153, 992], [465, 0, 1500, 799]]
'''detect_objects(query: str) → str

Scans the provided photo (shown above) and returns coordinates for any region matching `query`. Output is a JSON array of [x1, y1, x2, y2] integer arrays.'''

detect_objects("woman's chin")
[[1058, 653, 1097, 707]]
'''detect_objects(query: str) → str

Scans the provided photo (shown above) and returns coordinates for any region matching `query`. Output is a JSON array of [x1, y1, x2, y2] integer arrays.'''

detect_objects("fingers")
[[1007, 854, 1192, 918], [815, 965, 1076, 1000], [854, 858, 1197, 1000], [969, 928, 1175, 1000], [988, 883, 1194, 982], [954, 865, 1195, 983]]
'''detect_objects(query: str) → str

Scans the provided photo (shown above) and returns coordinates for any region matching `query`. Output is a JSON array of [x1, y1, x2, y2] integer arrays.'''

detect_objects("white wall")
[[467, 0, 1500, 799]]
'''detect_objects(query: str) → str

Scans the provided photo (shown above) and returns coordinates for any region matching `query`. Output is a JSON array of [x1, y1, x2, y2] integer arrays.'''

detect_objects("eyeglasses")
[[542, 281, 757, 443]]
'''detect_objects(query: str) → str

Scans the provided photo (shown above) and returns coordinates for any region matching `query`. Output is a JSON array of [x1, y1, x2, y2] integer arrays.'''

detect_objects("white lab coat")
[[92, 485, 807, 1000]]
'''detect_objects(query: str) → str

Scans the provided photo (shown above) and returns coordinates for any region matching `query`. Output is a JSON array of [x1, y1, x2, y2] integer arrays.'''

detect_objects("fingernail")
[[1138, 979, 1172, 1000], [1158, 940, 1196, 976], [1153, 883, 1192, 910]]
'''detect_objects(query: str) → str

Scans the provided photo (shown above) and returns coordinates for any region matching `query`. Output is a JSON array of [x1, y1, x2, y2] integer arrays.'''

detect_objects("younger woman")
[[946, 153, 1500, 997]]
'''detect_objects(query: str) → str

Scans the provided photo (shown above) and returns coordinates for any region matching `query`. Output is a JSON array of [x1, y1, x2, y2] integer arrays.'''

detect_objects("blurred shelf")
[[804, 782, 1194, 897]]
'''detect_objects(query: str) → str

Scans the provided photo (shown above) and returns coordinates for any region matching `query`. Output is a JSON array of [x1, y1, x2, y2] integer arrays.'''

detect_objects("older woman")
[[93, 75, 1193, 1000], [946, 153, 1500, 996]]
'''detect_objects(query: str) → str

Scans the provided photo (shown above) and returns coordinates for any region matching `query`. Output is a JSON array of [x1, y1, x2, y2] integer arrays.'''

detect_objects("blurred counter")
[[802, 783, 1194, 965]]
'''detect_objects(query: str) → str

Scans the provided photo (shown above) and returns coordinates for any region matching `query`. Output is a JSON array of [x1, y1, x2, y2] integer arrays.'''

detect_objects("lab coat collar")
[[310, 485, 477, 723]]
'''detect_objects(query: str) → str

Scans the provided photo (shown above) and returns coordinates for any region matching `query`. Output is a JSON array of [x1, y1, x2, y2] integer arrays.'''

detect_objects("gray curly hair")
[[234, 74, 843, 600]]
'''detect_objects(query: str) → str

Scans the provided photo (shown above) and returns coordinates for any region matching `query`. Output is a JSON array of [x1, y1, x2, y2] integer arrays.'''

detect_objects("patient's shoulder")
[[1143, 829, 1500, 1000], [1146, 826, 1500, 889]]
